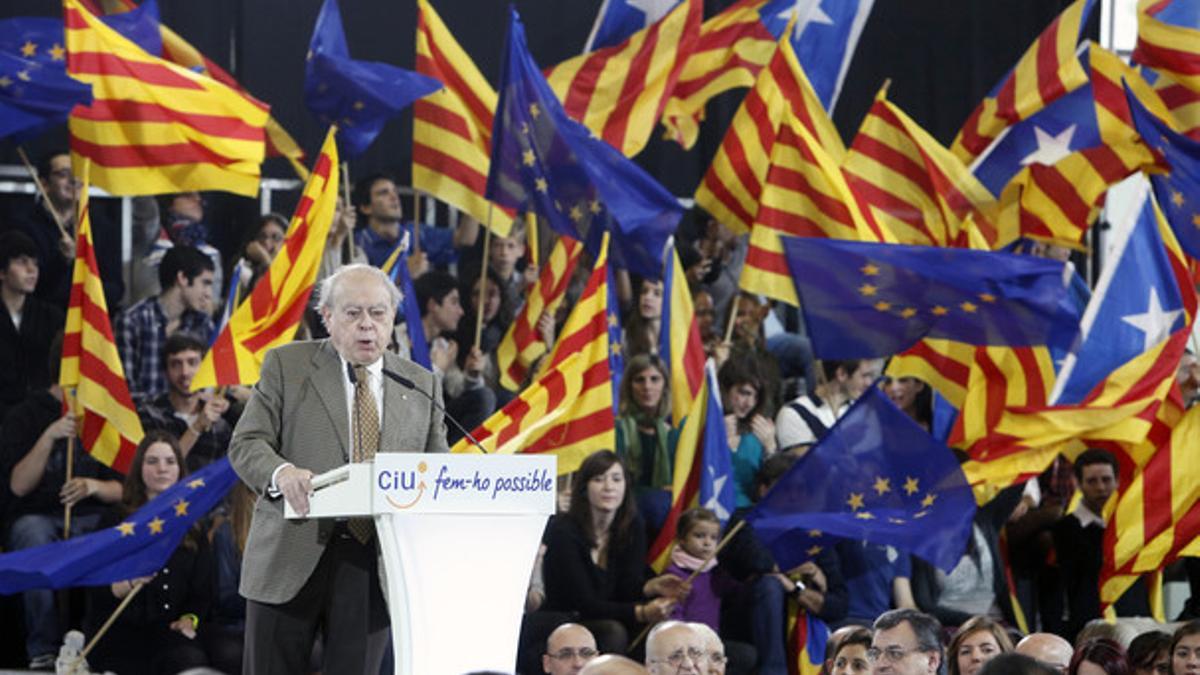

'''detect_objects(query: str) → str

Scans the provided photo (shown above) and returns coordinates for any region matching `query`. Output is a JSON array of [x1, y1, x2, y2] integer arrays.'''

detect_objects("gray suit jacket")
[[229, 340, 449, 604]]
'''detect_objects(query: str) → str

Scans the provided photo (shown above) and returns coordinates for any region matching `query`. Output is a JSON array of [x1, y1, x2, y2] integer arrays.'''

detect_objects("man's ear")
[[927, 651, 941, 674]]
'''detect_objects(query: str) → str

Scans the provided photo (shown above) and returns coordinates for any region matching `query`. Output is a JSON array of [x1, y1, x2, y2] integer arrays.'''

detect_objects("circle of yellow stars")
[[844, 474, 939, 524], [857, 262, 997, 319], [114, 477, 208, 538]]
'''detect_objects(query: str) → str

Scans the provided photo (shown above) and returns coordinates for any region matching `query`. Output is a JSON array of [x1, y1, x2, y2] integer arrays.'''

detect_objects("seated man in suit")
[[229, 263, 448, 675]]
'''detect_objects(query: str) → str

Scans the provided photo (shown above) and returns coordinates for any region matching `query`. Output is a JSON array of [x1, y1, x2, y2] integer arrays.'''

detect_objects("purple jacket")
[[665, 561, 738, 631]]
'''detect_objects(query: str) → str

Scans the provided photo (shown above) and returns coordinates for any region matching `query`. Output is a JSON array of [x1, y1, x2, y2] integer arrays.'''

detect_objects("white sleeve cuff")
[[268, 462, 294, 498]]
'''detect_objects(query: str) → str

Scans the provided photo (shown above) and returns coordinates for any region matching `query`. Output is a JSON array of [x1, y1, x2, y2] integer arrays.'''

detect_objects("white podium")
[[286, 454, 556, 675]]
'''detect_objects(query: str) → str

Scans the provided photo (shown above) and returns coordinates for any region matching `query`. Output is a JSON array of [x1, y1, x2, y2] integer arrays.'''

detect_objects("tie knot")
[[353, 365, 367, 383]]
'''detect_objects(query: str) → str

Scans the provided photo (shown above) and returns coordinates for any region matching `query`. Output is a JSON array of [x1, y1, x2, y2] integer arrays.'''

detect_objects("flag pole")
[[63, 387, 77, 540], [74, 581, 146, 669], [526, 212, 539, 269], [16, 147, 70, 242], [627, 520, 747, 652], [412, 190, 423, 258], [475, 206, 494, 351]]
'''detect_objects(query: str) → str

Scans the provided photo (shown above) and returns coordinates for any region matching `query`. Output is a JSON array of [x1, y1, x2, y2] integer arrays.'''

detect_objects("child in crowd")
[[666, 508, 735, 633]]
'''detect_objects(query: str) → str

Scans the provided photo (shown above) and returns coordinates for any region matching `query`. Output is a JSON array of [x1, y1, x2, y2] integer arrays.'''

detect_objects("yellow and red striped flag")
[[886, 339, 975, 408], [1101, 400, 1200, 607], [1132, 0, 1200, 139], [985, 45, 1167, 252], [661, 0, 778, 149], [661, 244, 705, 423], [452, 235, 616, 475], [60, 163, 143, 473], [545, 0, 701, 158], [843, 85, 1000, 250], [741, 111, 883, 306], [950, 0, 1095, 163], [64, 0, 267, 197], [79, 0, 308, 180], [647, 367, 709, 571], [496, 235, 584, 392], [413, 0, 513, 235], [191, 128, 339, 389], [694, 23, 842, 236]]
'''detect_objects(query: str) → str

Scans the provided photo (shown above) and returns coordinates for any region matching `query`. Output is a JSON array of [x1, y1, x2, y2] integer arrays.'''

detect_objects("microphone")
[[346, 361, 363, 463], [381, 368, 489, 454]]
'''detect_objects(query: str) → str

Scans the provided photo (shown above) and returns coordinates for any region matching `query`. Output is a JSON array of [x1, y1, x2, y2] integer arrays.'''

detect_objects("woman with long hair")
[[718, 357, 777, 507], [948, 616, 1013, 675], [540, 450, 685, 654], [623, 278, 663, 359], [84, 431, 212, 675], [615, 354, 677, 531]]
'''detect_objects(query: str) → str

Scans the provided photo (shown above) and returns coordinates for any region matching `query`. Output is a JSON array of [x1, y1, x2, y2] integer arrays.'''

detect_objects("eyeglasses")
[[548, 648, 598, 661], [651, 647, 706, 667], [867, 646, 928, 663]]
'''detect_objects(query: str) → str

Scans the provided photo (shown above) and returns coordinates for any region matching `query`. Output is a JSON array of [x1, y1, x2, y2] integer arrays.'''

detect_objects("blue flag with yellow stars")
[[746, 387, 976, 572], [1126, 83, 1200, 261], [0, 459, 237, 594], [485, 8, 682, 280], [781, 236, 1080, 359], [0, 31, 91, 142], [304, 0, 441, 158]]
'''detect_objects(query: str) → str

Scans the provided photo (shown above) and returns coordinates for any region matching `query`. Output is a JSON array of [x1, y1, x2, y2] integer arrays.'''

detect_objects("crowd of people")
[[0, 149, 1199, 675]]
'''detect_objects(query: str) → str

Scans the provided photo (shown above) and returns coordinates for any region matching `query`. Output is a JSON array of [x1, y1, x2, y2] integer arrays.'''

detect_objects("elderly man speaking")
[[230, 264, 448, 675]]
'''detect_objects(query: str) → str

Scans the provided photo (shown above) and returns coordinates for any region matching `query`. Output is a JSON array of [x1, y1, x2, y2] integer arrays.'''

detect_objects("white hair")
[[688, 622, 722, 651], [317, 263, 402, 314]]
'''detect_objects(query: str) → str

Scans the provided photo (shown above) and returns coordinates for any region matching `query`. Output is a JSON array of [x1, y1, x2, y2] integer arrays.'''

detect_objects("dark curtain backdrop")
[[2, 0, 1096, 235]]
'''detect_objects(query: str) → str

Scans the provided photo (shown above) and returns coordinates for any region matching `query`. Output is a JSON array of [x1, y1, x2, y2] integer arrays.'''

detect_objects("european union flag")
[[485, 8, 682, 280], [1126, 83, 1200, 261], [97, 0, 164, 58], [304, 0, 442, 158], [781, 236, 1081, 359], [0, 3, 161, 66], [386, 235, 431, 370], [607, 262, 625, 413], [0, 50, 92, 142], [698, 364, 736, 523], [1052, 184, 1188, 403], [0, 459, 237, 594], [746, 387, 976, 572]]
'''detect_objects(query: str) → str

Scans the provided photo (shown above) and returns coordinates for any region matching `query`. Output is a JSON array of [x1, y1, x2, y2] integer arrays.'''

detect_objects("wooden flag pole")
[[16, 147, 70, 241], [341, 160, 358, 261], [74, 581, 145, 668], [475, 206, 494, 351], [63, 387, 78, 540], [626, 520, 747, 653]]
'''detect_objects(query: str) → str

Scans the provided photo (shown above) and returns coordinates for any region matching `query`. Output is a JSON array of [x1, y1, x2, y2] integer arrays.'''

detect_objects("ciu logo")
[[378, 461, 428, 510]]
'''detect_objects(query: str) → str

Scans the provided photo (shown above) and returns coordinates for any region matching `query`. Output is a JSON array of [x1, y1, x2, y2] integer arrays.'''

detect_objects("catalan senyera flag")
[[660, 0, 777, 149], [452, 235, 615, 475], [647, 366, 708, 571], [191, 128, 339, 390], [60, 163, 142, 473], [78, 0, 308, 179], [64, 0, 267, 197], [1101, 402, 1200, 606], [694, 23, 843, 236], [983, 45, 1165, 252], [496, 235, 583, 392], [742, 110, 884, 306], [412, 0, 513, 236], [788, 606, 829, 675], [886, 339, 975, 408], [545, 0, 701, 158], [1133, 0, 1200, 140], [843, 85, 1000, 250], [951, 0, 1097, 163], [659, 243, 705, 424]]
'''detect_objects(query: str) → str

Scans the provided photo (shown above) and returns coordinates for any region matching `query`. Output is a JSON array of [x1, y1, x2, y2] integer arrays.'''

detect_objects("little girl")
[[666, 507, 736, 632]]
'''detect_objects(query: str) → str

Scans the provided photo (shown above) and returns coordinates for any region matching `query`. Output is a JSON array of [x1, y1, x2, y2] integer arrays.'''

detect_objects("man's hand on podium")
[[277, 465, 315, 517]]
